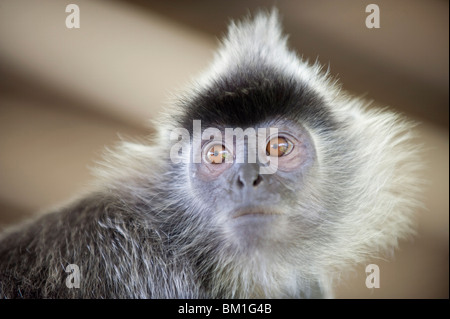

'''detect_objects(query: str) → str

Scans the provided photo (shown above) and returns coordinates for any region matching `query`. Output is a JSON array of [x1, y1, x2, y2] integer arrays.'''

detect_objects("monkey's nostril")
[[237, 176, 245, 188], [253, 175, 263, 187]]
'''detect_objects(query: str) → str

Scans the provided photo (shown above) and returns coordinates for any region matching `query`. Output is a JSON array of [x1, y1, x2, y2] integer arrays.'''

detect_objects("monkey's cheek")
[[190, 163, 231, 181]]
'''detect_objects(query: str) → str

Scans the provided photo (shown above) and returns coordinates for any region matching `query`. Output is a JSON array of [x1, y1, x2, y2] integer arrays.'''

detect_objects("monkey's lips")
[[232, 206, 282, 219]]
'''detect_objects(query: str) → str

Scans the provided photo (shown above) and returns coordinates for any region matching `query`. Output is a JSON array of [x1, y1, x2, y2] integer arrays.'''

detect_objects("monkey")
[[0, 10, 421, 299]]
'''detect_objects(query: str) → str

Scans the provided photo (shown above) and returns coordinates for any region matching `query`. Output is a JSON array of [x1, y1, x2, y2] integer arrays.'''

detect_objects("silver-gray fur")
[[0, 10, 421, 299]]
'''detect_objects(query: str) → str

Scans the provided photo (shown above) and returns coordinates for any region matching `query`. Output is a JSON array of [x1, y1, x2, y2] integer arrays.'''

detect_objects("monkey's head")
[[162, 11, 420, 265], [166, 21, 324, 258], [110, 10, 420, 295]]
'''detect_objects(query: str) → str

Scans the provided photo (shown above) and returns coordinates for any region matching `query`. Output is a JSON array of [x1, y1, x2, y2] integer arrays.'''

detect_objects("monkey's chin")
[[227, 207, 287, 250]]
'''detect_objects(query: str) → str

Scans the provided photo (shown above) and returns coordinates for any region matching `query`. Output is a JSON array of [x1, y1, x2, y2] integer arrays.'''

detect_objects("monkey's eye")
[[205, 144, 231, 164], [266, 137, 294, 157]]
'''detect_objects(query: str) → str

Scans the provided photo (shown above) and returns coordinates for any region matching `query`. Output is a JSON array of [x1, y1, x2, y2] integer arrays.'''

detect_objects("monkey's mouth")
[[232, 206, 282, 219]]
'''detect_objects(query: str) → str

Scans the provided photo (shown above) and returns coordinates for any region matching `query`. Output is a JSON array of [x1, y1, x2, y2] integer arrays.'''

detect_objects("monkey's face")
[[187, 120, 319, 253], [174, 62, 335, 255]]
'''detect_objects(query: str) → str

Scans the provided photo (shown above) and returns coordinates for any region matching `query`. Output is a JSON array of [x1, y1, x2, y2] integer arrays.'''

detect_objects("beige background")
[[0, 0, 448, 298]]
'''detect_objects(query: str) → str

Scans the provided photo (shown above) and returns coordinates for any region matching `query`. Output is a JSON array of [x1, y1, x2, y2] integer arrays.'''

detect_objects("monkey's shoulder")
[[0, 193, 175, 298]]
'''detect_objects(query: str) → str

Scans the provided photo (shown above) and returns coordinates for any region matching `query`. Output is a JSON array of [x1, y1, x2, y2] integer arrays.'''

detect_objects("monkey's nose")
[[236, 165, 264, 189]]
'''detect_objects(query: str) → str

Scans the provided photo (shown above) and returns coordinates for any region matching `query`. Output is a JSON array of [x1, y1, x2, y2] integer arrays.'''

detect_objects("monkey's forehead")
[[176, 66, 336, 132]]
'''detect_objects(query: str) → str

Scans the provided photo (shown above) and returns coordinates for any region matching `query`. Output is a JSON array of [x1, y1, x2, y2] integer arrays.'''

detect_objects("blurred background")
[[0, 0, 448, 298]]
